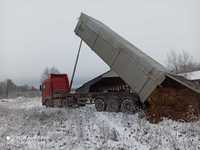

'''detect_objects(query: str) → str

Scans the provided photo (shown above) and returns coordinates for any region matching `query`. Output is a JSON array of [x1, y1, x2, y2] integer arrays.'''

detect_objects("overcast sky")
[[1, 0, 200, 87]]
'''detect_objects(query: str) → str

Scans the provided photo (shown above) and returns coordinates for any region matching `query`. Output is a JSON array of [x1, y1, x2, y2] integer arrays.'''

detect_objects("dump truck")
[[41, 72, 141, 111], [42, 13, 200, 122]]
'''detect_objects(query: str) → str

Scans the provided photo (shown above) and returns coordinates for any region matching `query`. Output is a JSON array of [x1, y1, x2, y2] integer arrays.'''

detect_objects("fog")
[[1, 0, 200, 87]]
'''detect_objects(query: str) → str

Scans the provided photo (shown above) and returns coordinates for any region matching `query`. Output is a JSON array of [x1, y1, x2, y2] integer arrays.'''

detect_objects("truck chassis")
[[43, 92, 142, 113]]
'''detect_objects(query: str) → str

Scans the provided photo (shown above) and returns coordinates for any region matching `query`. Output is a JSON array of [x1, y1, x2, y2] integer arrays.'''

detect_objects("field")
[[0, 97, 200, 150]]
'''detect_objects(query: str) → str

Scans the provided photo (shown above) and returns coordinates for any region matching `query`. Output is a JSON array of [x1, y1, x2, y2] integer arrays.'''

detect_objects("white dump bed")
[[74, 13, 167, 102]]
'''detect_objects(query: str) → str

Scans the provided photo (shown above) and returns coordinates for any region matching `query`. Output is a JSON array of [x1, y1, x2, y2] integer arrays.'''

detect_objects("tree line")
[[0, 66, 60, 99], [166, 50, 200, 74], [0, 79, 39, 99]]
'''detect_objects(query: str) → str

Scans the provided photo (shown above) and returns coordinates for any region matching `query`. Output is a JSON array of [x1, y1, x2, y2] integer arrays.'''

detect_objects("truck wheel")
[[95, 98, 105, 111], [45, 99, 53, 107], [106, 99, 120, 112], [120, 99, 136, 113]]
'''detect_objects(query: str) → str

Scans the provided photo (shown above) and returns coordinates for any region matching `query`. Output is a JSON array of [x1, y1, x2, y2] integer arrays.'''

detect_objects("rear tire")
[[106, 99, 120, 112], [120, 98, 136, 113], [95, 98, 105, 111]]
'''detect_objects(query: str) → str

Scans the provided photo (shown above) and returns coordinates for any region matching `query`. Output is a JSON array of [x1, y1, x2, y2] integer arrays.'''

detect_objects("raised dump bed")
[[75, 13, 200, 122], [75, 13, 166, 103]]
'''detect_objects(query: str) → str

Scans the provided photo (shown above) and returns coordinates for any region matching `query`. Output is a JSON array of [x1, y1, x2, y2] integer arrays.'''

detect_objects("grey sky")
[[1, 0, 200, 87]]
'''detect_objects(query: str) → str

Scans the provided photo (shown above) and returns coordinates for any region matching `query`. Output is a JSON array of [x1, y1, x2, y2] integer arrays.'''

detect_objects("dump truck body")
[[75, 13, 166, 103], [74, 13, 200, 121]]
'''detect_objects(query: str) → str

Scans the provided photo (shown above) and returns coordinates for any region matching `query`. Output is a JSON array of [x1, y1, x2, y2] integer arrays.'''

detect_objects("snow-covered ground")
[[0, 97, 200, 150]]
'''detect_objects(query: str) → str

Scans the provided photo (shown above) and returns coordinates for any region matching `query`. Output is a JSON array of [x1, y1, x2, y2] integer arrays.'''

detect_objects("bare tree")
[[50, 66, 60, 74], [166, 50, 199, 74], [40, 67, 49, 82], [6, 79, 17, 98], [0, 81, 7, 98], [41, 66, 60, 82], [0, 79, 17, 98]]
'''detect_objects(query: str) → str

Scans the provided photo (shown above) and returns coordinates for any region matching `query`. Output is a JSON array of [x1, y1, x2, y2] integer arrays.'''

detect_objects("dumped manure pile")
[[146, 75, 200, 123]]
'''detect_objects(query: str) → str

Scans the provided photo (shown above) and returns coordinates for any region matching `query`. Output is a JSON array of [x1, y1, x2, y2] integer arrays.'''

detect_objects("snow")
[[178, 70, 200, 80], [0, 97, 200, 150]]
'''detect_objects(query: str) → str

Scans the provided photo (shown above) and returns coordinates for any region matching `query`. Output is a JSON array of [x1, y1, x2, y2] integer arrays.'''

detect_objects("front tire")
[[95, 98, 105, 111]]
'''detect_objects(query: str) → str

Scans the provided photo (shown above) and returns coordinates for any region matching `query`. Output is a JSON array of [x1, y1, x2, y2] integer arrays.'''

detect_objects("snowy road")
[[0, 97, 200, 150]]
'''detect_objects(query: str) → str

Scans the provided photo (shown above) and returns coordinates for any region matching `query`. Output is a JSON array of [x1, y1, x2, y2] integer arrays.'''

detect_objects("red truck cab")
[[41, 74, 70, 106]]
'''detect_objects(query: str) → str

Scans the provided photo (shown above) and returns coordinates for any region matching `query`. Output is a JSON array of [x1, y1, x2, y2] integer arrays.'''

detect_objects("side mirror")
[[39, 85, 42, 91]]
